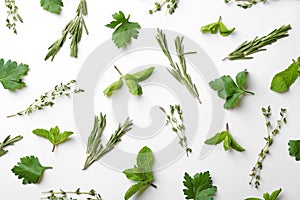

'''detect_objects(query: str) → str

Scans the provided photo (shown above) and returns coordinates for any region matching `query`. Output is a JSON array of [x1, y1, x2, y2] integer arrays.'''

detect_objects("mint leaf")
[[106, 11, 141, 48], [204, 132, 227, 145], [245, 188, 282, 200], [288, 140, 300, 161], [219, 21, 235, 36], [0, 59, 29, 91], [125, 181, 148, 200], [40, 0, 63, 14], [126, 67, 155, 82], [103, 78, 123, 96], [271, 59, 299, 93], [11, 156, 52, 184], [201, 17, 235, 37]]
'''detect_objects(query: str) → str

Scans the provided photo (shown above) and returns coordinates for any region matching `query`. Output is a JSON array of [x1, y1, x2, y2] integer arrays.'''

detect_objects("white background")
[[1, 0, 300, 199]]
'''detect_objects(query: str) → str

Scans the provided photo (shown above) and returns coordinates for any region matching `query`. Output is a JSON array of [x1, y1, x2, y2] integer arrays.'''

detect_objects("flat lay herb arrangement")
[[1, 0, 300, 199]]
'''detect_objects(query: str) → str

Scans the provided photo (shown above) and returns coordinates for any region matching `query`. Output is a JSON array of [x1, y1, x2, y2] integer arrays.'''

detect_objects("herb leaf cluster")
[[201, 16, 235, 36], [245, 188, 282, 200]]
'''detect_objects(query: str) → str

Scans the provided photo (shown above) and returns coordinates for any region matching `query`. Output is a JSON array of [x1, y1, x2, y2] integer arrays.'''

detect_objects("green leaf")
[[219, 21, 235, 36], [123, 168, 145, 181], [204, 131, 227, 145], [0, 149, 7, 157], [288, 140, 300, 161], [269, 188, 282, 200], [40, 0, 63, 14], [270, 60, 299, 93], [223, 91, 243, 109], [126, 79, 142, 95], [201, 22, 219, 34], [125, 67, 155, 82], [124, 181, 148, 200], [0, 59, 29, 91], [245, 188, 282, 200], [236, 69, 248, 90], [223, 135, 231, 151], [11, 156, 52, 184], [103, 78, 123, 96], [183, 171, 217, 200], [106, 11, 141, 48], [32, 126, 73, 152], [228, 133, 245, 152], [245, 198, 262, 200]]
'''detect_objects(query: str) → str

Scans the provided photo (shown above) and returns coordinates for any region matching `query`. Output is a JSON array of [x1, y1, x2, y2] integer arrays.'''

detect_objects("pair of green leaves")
[[201, 16, 235, 36], [288, 140, 300, 161], [0, 59, 29, 91], [40, 0, 63, 14], [32, 126, 73, 152], [106, 11, 141, 48], [123, 146, 155, 200], [205, 123, 245, 152], [271, 57, 300, 93], [12, 156, 52, 184], [209, 70, 254, 109], [183, 171, 217, 200], [104, 66, 155, 96], [245, 188, 282, 200]]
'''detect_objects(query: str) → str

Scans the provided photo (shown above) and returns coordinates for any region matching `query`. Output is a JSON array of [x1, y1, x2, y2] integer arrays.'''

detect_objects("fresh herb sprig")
[[149, 0, 178, 15], [245, 188, 282, 200], [225, 0, 267, 9], [160, 105, 192, 156], [249, 106, 287, 188], [156, 29, 201, 104], [41, 188, 102, 200], [201, 16, 235, 37], [224, 25, 291, 61], [45, 0, 88, 61], [83, 113, 133, 170], [7, 80, 84, 118], [5, 0, 23, 34], [0, 135, 23, 157]]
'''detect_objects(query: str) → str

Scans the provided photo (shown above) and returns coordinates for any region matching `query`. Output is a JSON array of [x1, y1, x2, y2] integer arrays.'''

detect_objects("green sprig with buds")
[[225, 0, 267, 9], [249, 106, 287, 188], [41, 188, 102, 200], [5, 0, 23, 34], [149, 0, 178, 15], [7, 80, 84, 118]]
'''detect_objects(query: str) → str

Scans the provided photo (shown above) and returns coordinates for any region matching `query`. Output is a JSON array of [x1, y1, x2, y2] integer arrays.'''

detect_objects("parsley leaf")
[[201, 16, 235, 37], [32, 126, 73, 152], [0, 59, 29, 91], [270, 58, 300, 93], [183, 171, 217, 200], [40, 0, 63, 14], [205, 123, 245, 152], [288, 140, 300, 161], [123, 146, 156, 200], [245, 188, 282, 200], [103, 66, 154, 96], [106, 11, 141, 48], [11, 156, 52, 184], [209, 69, 254, 109]]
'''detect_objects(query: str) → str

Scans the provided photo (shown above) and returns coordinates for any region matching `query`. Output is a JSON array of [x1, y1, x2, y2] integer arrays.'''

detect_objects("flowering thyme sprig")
[[149, 0, 178, 15], [5, 0, 23, 34], [41, 188, 102, 200]]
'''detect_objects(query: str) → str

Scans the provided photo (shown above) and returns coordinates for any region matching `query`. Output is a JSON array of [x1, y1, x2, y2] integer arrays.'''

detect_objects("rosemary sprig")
[[83, 113, 133, 170], [0, 135, 23, 157], [41, 188, 102, 200], [45, 0, 88, 61], [249, 106, 287, 188], [5, 0, 23, 34], [224, 25, 291, 61], [149, 0, 178, 15], [7, 80, 84, 118], [225, 0, 267, 9], [160, 105, 192, 156], [156, 29, 201, 104]]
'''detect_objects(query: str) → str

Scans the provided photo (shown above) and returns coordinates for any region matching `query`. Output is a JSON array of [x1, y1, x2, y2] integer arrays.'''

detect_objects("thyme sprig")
[[224, 25, 291, 61], [83, 113, 133, 170], [149, 0, 178, 15], [5, 0, 23, 34], [7, 80, 84, 118], [45, 0, 88, 61], [41, 188, 102, 200], [225, 0, 267, 9], [156, 29, 201, 104], [160, 105, 192, 156], [0, 135, 23, 157], [249, 106, 287, 188]]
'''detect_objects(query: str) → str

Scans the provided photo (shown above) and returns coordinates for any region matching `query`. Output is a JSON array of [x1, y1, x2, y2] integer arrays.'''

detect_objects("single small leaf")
[[126, 67, 155, 82], [204, 131, 227, 145], [124, 181, 148, 200], [209, 78, 226, 99], [0, 59, 29, 91], [223, 135, 231, 151], [219, 21, 235, 36], [288, 140, 300, 161], [126, 79, 142, 95], [201, 22, 219, 34], [103, 78, 123, 96], [223, 91, 243, 109], [269, 188, 282, 200], [40, 0, 63, 14], [228, 134, 245, 152], [11, 156, 52, 184], [123, 168, 145, 181], [236, 69, 248, 90]]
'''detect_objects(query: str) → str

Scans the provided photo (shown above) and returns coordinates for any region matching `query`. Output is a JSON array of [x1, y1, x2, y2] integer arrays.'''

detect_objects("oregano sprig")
[[45, 0, 88, 61], [249, 106, 287, 188], [7, 80, 84, 118], [5, 0, 23, 34], [149, 0, 178, 15], [225, 0, 267, 9], [41, 188, 102, 200]]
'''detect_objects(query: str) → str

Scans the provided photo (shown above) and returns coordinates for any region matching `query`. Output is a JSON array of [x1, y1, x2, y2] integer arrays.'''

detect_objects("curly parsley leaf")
[[32, 126, 73, 152], [245, 188, 282, 200], [11, 156, 52, 184], [288, 140, 300, 161], [209, 69, 254, 109], [201, 17, 235, 37], [40, 0, 64, 14], [0, 59, 29, 91], [183, 171, 217, 200], [106, 11, 141, 48], [205, 123, 245, 152], [271, 58, 300, 93], [123, 146, 156, 200]]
